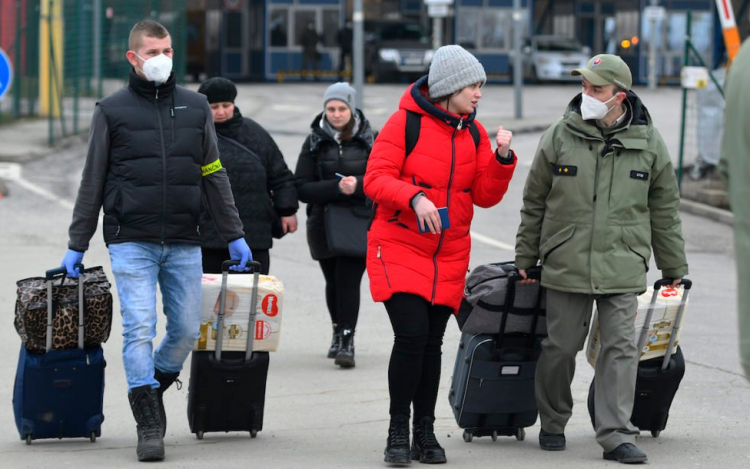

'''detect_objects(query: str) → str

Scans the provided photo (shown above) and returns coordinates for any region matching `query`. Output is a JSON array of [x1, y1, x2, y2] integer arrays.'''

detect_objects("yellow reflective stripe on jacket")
[[201, 159, 223, 177]]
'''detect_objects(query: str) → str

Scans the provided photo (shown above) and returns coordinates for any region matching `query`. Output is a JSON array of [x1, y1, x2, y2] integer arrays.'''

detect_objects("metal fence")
[[0, 0, 186, 145]]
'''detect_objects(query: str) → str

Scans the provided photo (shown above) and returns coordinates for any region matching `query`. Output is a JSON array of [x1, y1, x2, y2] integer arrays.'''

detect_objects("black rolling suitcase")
[[187, 260, 269, 439], [448, 265, 545, 442], [13, 266, 106, 444], [588, 278, 691, 437]]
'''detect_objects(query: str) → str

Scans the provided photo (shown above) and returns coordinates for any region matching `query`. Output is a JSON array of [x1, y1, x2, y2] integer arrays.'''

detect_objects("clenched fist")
[[496, 126, 513, 158]]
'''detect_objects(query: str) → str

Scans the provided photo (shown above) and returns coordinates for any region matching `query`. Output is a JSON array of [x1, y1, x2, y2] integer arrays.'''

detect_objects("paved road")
[[0, 83, 747, 468]]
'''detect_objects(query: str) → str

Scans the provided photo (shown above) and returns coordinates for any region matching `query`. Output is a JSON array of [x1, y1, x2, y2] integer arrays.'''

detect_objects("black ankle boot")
[[327, 324, 342, 359], [128, 385, 165, 462], [411, 416, 446, 464], [384, 414, 411, 465], [335, 328, 355, 368], [154, 369, 180, 437]]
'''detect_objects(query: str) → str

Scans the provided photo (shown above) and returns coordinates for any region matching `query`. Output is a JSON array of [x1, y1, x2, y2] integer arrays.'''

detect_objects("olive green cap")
[[572, 54, 632, 90]]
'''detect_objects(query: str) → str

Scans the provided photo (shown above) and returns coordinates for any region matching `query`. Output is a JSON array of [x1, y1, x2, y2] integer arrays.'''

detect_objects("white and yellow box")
[[195, 273, 284, 353], [586, 286, 688, 367]]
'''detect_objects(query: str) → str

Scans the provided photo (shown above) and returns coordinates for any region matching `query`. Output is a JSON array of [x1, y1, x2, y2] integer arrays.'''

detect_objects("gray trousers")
[[535, 289, 640, 452]]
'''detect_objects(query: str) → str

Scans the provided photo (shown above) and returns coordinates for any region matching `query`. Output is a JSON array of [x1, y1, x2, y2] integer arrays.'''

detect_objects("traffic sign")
[[0, 47, 13, 101]]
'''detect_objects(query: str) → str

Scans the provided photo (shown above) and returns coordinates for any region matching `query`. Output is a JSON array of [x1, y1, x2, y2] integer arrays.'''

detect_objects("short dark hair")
[[129, 20, 169, 51]]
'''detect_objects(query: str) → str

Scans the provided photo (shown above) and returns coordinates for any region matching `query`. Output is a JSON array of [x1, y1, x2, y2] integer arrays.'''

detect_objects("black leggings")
[[201, 248, 270, 275], [318, 256, 366, 330], [384, 293, 453, 420]]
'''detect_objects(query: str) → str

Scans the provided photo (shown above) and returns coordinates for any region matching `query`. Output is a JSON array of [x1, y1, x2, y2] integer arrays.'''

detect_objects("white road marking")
[[12, 176, 75, 210], [470, 230, 514, 251]]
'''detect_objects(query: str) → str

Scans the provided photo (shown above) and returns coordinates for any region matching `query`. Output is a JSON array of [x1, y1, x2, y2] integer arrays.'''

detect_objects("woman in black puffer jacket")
[[198, 77, 298, 275], [295, 82, 375, 369]]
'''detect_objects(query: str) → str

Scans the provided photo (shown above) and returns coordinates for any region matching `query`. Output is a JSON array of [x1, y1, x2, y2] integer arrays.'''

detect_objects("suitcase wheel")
[[491, 431, 498, 442], [196, 431, 204, 440], [651, 430, 661, 438], [462, 430, 473, 443], [250, 430, 258, 438], [515, 428, 526, 441], [90, 431, 97, 443], [25, 434, 31, 445]]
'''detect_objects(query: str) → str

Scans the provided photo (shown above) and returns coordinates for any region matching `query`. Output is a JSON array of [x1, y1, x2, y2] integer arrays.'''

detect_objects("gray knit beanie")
[[428, 45, 486, 100], [323, 82, 356, 112]]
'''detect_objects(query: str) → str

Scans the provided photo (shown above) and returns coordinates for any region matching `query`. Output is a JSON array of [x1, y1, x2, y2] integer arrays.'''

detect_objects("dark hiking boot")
[[539, 429, 566, 451], [128, 385, 165, 462], [411, 416, 447, 464], [384, 414, 411, 466], [327, 324, 342, 358], [603, 443, 648, 464], [154, 369, 181, 437], [335, 328, 355, 368]]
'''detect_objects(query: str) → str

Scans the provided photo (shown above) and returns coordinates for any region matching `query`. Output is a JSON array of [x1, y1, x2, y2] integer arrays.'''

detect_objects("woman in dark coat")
[[295, 82, 375, 368], [198, 77, 298, 275]]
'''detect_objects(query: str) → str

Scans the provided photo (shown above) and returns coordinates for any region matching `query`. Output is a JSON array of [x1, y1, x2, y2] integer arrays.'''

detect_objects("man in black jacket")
[[60, 20, 252, 462]]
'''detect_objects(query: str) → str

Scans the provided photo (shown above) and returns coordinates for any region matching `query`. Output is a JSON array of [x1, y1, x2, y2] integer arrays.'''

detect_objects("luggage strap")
[[45, 265, 86, 352], [493, 269, 544, 354]]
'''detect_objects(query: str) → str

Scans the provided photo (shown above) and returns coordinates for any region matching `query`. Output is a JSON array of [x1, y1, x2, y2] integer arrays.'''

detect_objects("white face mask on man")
[[134, 53, 173, 85], [580, 93, 618, 121]]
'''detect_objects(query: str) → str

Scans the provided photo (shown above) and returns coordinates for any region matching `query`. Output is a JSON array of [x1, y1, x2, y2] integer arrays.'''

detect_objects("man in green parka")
[[515, 54, 688, 464], [720, 38, 750, 382]]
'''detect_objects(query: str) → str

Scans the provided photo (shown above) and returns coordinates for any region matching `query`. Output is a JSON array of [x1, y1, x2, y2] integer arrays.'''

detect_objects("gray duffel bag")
[[459, 262, 546, 337]]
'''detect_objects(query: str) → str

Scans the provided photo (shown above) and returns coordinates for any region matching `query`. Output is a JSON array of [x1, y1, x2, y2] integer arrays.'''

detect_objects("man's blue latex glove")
[[61, 249, 84, 278], [228, 238, 253, 271]]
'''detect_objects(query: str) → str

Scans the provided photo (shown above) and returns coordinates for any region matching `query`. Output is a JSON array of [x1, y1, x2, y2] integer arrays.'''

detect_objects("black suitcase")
[[12, 266, 106, 444], [187, 260, 269, 439], [588, 278, 691, 437], [448, 267, 545, 442]]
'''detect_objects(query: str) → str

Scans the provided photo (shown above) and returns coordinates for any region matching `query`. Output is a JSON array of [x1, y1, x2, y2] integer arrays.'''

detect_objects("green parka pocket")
[[539, 224, 576, 263]]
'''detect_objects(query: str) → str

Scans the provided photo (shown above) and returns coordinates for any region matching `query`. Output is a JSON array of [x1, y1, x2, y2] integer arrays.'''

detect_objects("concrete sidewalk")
[[0, 82, 732, 224]]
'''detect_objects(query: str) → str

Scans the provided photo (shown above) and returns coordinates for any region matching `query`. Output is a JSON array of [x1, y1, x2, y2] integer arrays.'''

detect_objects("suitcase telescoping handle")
[[636, 278, 692, 371], [214, 260, 262, 361], [44, 264, 85, 352], [494, 268, 544, 352]]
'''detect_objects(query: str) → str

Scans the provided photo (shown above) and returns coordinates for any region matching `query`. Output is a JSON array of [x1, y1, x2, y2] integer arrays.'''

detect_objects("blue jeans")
[[109, 242, 203, 391]]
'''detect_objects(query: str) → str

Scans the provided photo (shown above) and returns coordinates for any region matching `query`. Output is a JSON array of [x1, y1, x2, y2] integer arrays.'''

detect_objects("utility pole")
[[644, 0, 666, 89], [512, 0, 523, 119], [352, 0, 363, 110]]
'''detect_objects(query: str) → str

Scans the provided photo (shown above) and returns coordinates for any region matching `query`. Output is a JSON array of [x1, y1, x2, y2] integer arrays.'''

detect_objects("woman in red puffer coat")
[[364, 45, 517, 465]]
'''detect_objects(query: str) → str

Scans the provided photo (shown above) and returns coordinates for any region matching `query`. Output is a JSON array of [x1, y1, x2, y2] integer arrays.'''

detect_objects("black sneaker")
[[603, 443, 648, 464], [539, 428, 566, 451], [384, 415, 411, 466], [411, 416, 447, 464]]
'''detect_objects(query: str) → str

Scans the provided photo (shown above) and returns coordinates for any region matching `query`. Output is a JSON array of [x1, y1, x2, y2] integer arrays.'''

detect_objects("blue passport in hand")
[[418, 207, 451, 233]]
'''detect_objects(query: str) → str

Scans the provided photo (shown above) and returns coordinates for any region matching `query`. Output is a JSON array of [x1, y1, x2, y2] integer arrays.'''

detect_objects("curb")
[[680, 198, 733, 226], [0, 178, 8, 198]]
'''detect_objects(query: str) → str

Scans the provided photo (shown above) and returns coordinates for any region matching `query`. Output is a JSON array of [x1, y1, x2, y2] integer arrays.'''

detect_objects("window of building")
[[321, 9, 339, 47], [457, 5, 528, 51], [269, 8, 289, 47]]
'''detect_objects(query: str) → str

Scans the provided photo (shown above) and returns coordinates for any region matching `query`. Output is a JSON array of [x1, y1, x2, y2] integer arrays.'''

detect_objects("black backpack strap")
[[468, 123, 480, 150], [406, 110, 479, 156], [404, 110, 421, 159]]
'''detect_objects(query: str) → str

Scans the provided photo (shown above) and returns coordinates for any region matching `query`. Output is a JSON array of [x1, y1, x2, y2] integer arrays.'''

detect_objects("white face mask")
[[134, 53, 173, 85], [580, 93, 618, 121]]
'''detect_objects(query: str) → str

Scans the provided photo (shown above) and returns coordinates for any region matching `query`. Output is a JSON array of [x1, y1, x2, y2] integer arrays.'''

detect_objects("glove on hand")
[[228, 238, 253, 271], [61, 249, 84, 278]]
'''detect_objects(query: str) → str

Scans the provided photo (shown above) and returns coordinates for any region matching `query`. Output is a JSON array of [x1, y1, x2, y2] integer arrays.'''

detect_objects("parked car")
[[364, 20, 434, 83], [515, 35, 591, 83]]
